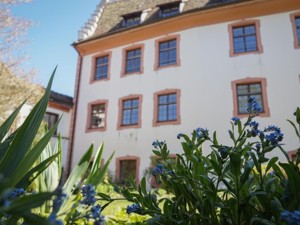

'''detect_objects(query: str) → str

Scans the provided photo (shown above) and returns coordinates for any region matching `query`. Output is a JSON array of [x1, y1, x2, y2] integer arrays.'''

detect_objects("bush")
[[115, 98, 300, 225]]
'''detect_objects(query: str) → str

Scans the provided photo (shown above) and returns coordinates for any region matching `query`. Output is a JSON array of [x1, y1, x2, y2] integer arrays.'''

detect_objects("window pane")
[[232, 24, 257, 53], [158, 39, 177, 67], [120, 160, 136, 184], [95, 55, 109, 80], [121, 98, 140, 126], [233, 37, 245, 53], [158, 105, 167, 121], [168, 104, 177, 120], [249, 83, 261, 93], [90, 104, 105, 128], [122, 109, 131, 125], [158, 95, 167, 104], [245, 35, 257, 51], [236, 82, 264, 114], [237, 84, 248, 95], [125, 48, 141, 73], [168, 94, 177, 103], [233, 27, 243, 37], [238, 96, 249, 114], [244, 25, 255, 35]]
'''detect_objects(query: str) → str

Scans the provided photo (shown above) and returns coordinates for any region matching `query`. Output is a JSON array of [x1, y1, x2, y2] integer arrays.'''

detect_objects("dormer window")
[[122, 12, 141, 27], [159, 2, 180, 18]]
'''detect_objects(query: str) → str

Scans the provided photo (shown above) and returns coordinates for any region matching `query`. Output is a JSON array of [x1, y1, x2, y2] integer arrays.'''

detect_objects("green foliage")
[[0, 68, 58, 224], [115, 105, 300, 225]]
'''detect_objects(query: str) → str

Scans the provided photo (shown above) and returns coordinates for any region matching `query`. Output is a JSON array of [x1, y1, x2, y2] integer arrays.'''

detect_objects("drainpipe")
[[66, 45, 83, 177]]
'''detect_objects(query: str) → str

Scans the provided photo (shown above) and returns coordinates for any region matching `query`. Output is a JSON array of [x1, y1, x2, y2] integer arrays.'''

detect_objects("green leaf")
[[63, 143, 93, 194], [0, 129, 18, 160], [16, 152, 61, 189], [265, 157, 278, 173], [22, 212, 53, 225], [8, 122, 59, 187], [84, 144, 114, 186], [7, 193, 54, 214], [0, 101, 25, 142], [295, 107, 300, 125], [140, 177, 147, 195], [213, 131, 218, 145], [97, 192, 111, 201], [287, 119, 300, 139], [0, 67, 56, 178], [240, 160, 254, 186]]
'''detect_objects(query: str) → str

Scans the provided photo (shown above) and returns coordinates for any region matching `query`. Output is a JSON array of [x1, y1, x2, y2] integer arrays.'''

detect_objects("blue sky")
[[12, 0, 100, 97]]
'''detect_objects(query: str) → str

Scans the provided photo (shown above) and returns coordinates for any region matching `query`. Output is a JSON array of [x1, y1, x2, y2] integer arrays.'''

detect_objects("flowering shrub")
[[115, 98, 300, 225]]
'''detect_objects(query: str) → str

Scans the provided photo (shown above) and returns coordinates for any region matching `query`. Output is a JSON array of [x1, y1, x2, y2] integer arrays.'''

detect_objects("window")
[[228, 20, 263, 56], [121, 44, 144, 76], [116, 156, 140, 185], [231, 78, 269, 118], [122, 12, 141, 27], [86, 100, 108, 132], [290, 12, 300, 49], [153, 89, 181, 126], [44, 112, 58, 134], [159, 2, 180, 18], [155, 35, 180, 69], [117, 95, 142, 130], [90, 52, 111, 82]]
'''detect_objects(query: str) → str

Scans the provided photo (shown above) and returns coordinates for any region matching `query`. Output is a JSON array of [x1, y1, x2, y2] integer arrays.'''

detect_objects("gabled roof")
[[77, 0, 244, 43]]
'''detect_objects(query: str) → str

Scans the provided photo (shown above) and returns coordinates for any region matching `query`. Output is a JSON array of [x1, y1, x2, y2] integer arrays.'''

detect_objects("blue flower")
[[263, 125, 283, 146], [264, 125, 281, 133], [89, 204, 105, 225], [9, 188, 25, 199], [52, 188, 67, 212], [246, 121, 264, 138], [126, 203, 141, 214], [281, 210, 300, 225], [255, 143, 261, 151], [247, 96, 262, 114], [231, 117, 240, 125], [80, 184, 96, 206], [219, 146, 229, 159], [48, 214, 63, 225], [177, 133, 183, 139], [195, 127, 209, 139], [152, 140, 165, 149], [152, 163, 165, 176]]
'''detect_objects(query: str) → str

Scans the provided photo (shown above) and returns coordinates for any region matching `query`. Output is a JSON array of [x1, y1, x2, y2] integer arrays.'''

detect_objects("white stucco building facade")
[[69, 0, 300, 184]]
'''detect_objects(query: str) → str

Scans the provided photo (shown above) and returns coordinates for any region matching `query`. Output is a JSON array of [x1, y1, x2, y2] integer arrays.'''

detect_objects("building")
[[69, 0, 300, 184], [45, 91, 73, 175]]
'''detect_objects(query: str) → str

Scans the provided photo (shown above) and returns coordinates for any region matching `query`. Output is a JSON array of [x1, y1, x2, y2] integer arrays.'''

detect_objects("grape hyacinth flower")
[[281, 210, 300, 225], [81, 184, 97, 206], [126, 203, 141, 214]]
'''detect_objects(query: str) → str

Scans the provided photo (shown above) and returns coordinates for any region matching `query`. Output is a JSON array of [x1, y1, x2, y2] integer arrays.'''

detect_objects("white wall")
[[46, 106, 72, 171], [72, 10, 300, 182]]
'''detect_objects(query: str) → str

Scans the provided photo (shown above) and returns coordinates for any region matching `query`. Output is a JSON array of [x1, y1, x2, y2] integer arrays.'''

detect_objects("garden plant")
[[114, 98, 300, 225]]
